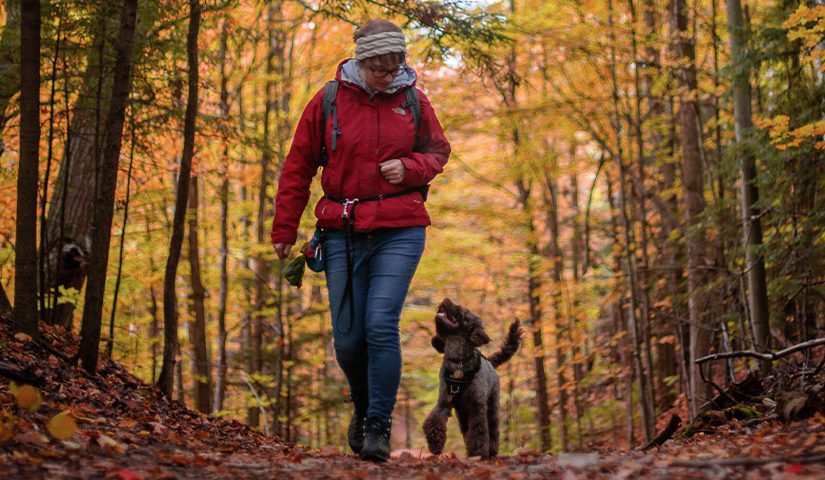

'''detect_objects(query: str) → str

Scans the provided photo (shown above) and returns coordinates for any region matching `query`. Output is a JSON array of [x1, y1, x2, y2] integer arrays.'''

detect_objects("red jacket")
[[271, 61, 451, 245]]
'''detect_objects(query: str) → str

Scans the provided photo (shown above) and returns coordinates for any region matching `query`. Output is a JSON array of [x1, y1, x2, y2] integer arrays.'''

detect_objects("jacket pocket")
[[314, 197, 344, 229]]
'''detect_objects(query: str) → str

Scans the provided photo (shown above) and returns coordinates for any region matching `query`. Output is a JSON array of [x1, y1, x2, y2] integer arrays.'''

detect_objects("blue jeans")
[[323, 226, 425, 419]]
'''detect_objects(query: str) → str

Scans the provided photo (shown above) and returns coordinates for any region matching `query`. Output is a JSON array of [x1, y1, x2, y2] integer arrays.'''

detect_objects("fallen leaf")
[[15, 385, 43, 411], [14, 332, 32, 342], [47, 411, 77, 440], [116, 469, 142, 480], [61, 440, 82, 450], [118, 418, 139, 429], [97, 434, 127, 453], [786, 463, 805, 474]]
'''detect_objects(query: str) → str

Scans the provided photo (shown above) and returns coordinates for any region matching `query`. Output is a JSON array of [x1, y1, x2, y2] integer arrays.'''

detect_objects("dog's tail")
[[487, 320, 522, 368]]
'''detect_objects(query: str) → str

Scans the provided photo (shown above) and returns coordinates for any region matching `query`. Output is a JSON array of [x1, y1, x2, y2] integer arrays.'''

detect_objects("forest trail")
[[2, 321, 824, 479]]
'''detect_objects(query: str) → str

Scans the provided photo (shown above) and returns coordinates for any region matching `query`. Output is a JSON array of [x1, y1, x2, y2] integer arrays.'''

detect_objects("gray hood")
[[340, 59, 417, 96]]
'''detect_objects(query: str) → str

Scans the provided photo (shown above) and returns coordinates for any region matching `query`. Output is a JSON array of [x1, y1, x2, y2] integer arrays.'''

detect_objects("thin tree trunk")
[[76, 0, 138, 372], [187, 176, 212, 413], [213, 15, 230, 414], [518, 181, 553, 452], [670, 0, 712, 419], [507, 0, 551, 453], [627, 0, 657, 430], [725, 0, 771, 373], [567, 174, 585, 450], [540, 174, 569, 451], [605, 168, 635, 445], [158, 0, 201, 398], [39, 15, 62, 324], [607, 0, 655, 442], [105, 110, 136, 358], [13, 0, 40, 336]]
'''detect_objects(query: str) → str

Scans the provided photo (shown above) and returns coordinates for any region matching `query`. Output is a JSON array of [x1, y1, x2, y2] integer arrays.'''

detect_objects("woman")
[[271, 19, 451, 461]]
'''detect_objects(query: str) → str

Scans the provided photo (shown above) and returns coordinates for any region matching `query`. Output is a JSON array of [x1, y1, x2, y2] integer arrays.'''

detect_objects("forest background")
[[0, 0, 823, 457]]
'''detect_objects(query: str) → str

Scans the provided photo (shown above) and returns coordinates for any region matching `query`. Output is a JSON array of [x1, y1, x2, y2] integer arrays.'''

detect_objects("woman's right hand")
[[274, 243, 293, 260]]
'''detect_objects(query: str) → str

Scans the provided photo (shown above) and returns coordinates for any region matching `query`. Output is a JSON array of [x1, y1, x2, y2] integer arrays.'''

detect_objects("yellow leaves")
[[47, 410, 77, 441], [753, 115, 825, 151], [14, 385, 42, 411], [783, 5, 825, 48]]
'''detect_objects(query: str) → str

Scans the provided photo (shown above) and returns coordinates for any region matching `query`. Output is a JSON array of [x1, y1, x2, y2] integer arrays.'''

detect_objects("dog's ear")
[[469, 325, 491, 347], [431, 336, 445, 353]]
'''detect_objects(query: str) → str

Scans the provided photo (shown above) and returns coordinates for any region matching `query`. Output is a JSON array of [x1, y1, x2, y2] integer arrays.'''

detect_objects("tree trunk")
[[76, 0, 138, 371], [158, 0, 200, 398], [45, 3, 157, 329], [540, 174, 569, 451], [187, 176, 212, 413], [0, 0, 21, 157], [13, 0, 40, 336], [0, 282, 11, 316], [607, 0, 655, 441], [213, 17, 230, 413], [725, 0, 771, 373], [627, 0, 657, 433], [605, 168, 635, 445], [669, 0, 712, 419], [506, 0, 551, 453], [518, 181, 553, 452], [105, 115, 136, 358], [46, 6, 117, 328]]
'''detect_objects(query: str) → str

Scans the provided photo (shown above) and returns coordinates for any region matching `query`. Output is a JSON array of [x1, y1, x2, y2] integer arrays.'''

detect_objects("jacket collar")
[[336, 59, 417, 97]]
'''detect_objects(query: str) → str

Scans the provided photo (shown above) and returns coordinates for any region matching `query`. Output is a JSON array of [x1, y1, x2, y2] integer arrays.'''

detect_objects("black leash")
[[324, 186, 426, 334]]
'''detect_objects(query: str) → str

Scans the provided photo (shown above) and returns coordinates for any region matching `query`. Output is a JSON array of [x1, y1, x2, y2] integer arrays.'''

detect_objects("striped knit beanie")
[[354, 31, 407, 61]]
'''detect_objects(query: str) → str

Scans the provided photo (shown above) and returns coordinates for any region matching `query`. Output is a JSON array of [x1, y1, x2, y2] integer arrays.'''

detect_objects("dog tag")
[[453, 369, 464, 379]]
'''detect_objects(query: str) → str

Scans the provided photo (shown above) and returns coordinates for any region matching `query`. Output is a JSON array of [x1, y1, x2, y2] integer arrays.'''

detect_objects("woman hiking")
[[271, 19, 451, 461]]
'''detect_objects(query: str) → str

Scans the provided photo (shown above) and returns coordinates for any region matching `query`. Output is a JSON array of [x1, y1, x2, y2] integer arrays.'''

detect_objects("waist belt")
[[323, 185, 427, 334]]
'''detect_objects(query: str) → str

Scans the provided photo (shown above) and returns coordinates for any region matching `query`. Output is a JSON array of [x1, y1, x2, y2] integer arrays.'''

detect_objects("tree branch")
[[696, 338, 825, 364]]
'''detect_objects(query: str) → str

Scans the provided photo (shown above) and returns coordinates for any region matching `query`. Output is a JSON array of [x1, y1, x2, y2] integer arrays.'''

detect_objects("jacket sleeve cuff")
[[270, 227, 298, 246]]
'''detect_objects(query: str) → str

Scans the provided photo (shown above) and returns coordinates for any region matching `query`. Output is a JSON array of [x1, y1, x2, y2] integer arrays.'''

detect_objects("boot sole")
[[360, 450, 389, 462]]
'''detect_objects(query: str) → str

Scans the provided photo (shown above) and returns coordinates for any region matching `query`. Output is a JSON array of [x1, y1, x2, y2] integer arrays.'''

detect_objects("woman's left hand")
[[379, 159, 406, 184]]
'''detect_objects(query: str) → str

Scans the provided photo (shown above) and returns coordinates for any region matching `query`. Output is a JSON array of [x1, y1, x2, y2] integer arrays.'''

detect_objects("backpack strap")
[[403, 86, 422, 151], [319, 80, 340, 167]]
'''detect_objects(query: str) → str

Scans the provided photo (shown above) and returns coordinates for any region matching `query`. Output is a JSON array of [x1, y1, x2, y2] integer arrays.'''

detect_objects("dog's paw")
[[423, 416, 447, 455]]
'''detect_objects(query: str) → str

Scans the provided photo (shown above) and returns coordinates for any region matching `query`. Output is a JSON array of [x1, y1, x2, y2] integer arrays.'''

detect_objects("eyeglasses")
[[365, 64, 404, 79]]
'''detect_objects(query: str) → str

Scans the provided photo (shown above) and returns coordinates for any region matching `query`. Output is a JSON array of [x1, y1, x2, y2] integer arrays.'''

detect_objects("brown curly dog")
[[422, 298, 522, 459]]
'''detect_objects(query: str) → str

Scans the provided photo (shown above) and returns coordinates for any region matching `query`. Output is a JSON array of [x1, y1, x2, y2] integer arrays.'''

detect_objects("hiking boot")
[[347, 413, 366, 454], [360, 415, 391, 462]]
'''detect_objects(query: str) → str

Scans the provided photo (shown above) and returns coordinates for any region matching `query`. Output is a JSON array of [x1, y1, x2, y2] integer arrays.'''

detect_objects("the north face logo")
[[392, 106, 406, 115]]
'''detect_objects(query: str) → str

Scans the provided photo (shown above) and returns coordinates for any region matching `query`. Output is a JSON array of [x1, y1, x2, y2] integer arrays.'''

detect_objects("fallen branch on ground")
[[639, 414, 681, 451], [696, 338, 825, 364], [0, 361, 45, 387]]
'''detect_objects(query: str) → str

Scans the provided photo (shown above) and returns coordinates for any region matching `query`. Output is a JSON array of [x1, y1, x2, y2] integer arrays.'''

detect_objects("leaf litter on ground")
[[0, 319, 823, 479]]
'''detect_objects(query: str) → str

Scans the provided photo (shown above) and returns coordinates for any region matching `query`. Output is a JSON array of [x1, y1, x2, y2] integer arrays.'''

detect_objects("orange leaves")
[[12, 384, 42, 411], [754, 116, 825, 151], [46, 410, 77, 441]]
